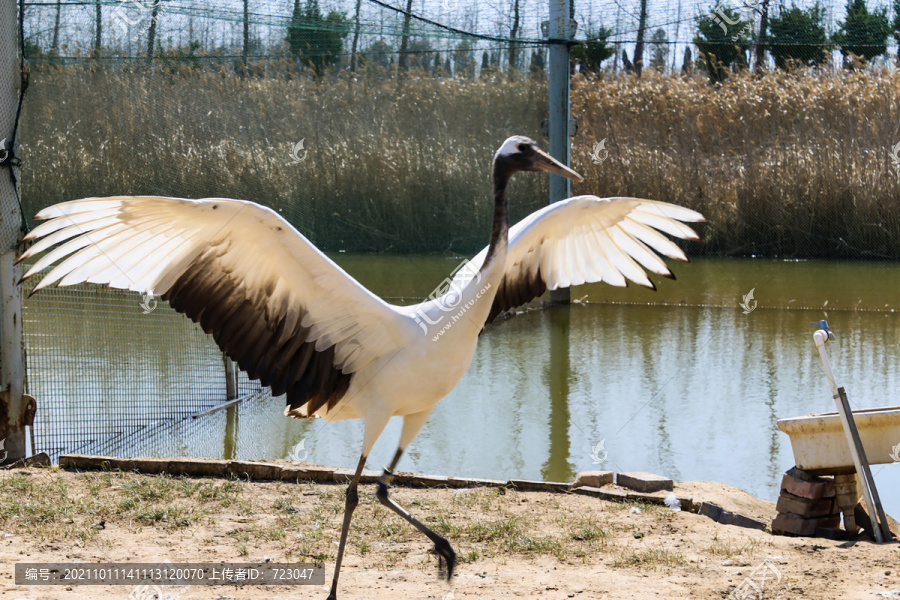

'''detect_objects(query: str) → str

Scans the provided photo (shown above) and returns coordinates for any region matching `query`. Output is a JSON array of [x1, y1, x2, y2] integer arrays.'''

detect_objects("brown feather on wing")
[[163, 247, 351, 417], [485, 262, 547, 324]]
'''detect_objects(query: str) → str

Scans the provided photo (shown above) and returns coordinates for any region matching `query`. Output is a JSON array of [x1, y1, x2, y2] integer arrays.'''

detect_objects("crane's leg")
[[376, 422, 456, 581], [326, 453, 366, 600]]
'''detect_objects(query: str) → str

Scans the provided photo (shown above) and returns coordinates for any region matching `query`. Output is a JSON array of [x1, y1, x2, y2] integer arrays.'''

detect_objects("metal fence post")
[[0, 0, 26, 464], [548, 0, 572, 305], [223, 353, 238, 401]]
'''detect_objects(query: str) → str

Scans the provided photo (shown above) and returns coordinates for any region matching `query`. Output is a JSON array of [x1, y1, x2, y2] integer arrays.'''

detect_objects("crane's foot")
[[326, 575, 339, 599], [376, 460, 456, 581], [326, 579, 339, 600], [434, 536, 456, 581]]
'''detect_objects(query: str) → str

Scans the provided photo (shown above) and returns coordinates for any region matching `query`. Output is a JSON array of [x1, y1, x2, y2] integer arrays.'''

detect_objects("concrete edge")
[[55, 455, 557, 491], [52, 454, 761, 528]]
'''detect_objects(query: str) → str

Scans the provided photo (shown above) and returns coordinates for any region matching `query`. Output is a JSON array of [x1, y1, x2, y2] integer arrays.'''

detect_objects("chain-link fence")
[[11, 0, 900, 461]]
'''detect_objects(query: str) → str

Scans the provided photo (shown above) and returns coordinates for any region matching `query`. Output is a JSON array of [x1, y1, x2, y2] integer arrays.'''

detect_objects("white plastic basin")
[[776, 406, 900, 474]]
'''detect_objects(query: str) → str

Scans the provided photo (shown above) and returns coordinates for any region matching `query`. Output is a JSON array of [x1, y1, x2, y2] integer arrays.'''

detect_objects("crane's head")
[[494, 136, 584, 182]]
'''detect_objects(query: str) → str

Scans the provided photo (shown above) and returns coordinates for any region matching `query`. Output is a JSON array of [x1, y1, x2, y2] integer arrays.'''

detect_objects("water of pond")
[[28, 256, 900, 518]]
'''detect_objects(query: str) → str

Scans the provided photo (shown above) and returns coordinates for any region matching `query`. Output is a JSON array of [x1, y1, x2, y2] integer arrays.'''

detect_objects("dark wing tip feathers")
[[486, 267, 547, 325], [164, 252, 351, 418]]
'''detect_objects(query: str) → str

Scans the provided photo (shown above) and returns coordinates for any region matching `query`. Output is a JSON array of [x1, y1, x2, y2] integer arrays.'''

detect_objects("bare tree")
[[147, 1, 159, 58], [633, 0, 648, 75], [671, 0, 682, 71], [243, 0, 250, 66], [398, 0, 414, 71], [94, 0, 102, 55], [614, 1, 622, 72], [622, 49, 634, 71], [508, 0, 521, 71], [754, 0, 771, 72], [51, 0, 61, 53], [350, 0, 363, 71], [649, 28, 668, 70]]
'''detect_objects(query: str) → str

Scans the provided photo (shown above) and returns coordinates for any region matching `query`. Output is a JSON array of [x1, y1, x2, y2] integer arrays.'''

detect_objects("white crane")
[[19, 136, 704, 599]]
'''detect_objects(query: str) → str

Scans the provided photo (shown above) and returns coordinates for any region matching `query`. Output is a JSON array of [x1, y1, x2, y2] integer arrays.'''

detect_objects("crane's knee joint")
[[345, 485, 359, 508], [380, 466, 395, 485], [375, 481, 390, 504]]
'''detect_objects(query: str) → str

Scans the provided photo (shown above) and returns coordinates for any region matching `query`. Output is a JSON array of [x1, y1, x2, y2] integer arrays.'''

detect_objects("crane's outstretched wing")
[[454, 195, 705, 324], [20, 196, 418, 418]]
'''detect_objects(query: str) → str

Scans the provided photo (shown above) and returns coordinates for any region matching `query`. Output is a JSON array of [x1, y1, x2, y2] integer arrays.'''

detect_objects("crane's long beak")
[[533, 148, 584, 182]]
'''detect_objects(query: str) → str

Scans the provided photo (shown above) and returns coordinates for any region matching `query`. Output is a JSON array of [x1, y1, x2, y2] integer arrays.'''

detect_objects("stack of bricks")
[[771, 467, 842, 536]]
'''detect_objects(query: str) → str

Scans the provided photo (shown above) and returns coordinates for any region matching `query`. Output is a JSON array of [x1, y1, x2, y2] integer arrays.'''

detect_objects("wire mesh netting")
[[19, 0, 900, 72], [22, 278, 266, 460], [11, 0, 900, 463]]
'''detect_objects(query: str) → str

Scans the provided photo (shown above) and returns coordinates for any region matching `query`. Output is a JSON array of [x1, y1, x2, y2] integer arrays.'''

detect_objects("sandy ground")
[[0, 467, 897, 600]]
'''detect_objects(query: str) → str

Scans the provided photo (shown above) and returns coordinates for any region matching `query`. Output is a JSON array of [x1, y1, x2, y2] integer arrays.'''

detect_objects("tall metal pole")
[[0, 0, 26, 464], [548, 0, 572, 304]]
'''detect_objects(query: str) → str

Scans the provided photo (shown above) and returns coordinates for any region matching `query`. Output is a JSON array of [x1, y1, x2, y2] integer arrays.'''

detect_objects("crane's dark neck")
[[482, 158, 513, 269]]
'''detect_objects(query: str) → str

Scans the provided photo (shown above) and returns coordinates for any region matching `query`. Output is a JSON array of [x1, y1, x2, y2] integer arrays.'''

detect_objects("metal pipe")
[[835, 386, 890, 541], [192, 394, 252, 419], [813, 327, 888, 542]]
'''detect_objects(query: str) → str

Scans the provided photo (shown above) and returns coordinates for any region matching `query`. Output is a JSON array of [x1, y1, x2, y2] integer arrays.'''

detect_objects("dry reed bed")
[[18, 65, 900, 257]]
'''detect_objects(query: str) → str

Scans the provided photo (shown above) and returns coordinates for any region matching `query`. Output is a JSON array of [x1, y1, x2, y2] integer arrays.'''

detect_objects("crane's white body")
[[330, 239, 508, 454]]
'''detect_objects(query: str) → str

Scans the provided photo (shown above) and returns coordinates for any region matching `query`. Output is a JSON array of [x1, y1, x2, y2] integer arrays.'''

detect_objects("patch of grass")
[[459, 547, 480, 563], [273, 497, 297, 513], [252, 524, 287, 542], [503, 533, 566, 559], [0, 474, 97, 542], [0, 473, 35, 494], [565, 514, 609, 544], [357, 537, 371, 555], [122, 475, 177, 501], [195, 480, 243, 505], [229, 531, 251, 543], [464, 516, 524, 543], [430, 512, 463, 538], [0, 475, 73, 522], [134, 506, 169, 524]]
